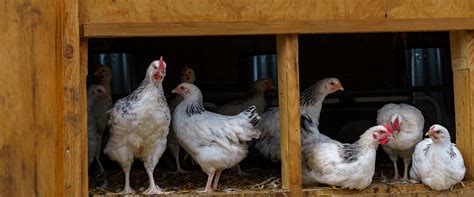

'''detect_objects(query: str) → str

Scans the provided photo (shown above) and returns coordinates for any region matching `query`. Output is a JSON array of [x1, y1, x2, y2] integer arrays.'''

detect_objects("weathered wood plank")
[[62, 0, 83, 195], [82, 18, 474, 38], [80, 38, 89, 196], [450, 31, 474, 179], [0, 0, 65, 196], [385, 0, 473, 19], [277, 34, 302, 196], [80, 0, 473, 24]]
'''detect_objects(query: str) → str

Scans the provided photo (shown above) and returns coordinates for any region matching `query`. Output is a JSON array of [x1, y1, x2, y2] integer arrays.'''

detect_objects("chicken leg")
[[235, 164, 249, 176], [120, 165, 135, 194], [143, 166, 162, 195], [198, 171, 215, 193], [402, 156, 411, 180], [391, 159, 400, 181], [212, 170, 222, 190]]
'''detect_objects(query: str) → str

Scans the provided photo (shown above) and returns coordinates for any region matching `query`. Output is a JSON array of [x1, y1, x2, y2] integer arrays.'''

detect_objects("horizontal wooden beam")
[[82, 18, 474, 38]]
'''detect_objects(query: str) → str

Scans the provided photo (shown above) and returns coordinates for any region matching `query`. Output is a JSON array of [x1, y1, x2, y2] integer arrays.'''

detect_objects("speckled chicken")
[[87, 85, 107, 170], [376, 103, 425, 181], [104, 57, 170, 195], [301, 115, 394, 189], [410, 124, 465, 190], [171, 83, 261, 192], [91, 64, 113, 172], [255, 78, 343, 162]]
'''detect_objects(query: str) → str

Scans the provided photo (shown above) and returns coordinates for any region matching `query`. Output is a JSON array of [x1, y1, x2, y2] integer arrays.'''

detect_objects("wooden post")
[[80, 38, 89, 196], [62, 0, 83, 195], [276, 34, 302, 196], [450, 31, 474, 179]]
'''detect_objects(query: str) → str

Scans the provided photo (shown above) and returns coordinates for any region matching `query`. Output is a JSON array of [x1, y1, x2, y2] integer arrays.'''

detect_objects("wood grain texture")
[[82, 18, 474, 38], [0, 0, 64, 196], [80, 38, 89, 196], [80, 0, 473, 25], [277, 34, 302, 196], [450, 31, 474, 179], [386, 0, 473, 19]]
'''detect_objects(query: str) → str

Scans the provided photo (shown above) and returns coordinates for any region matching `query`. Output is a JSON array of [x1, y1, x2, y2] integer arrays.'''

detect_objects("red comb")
[[393, 116, 400, 129], [384, 123, 394, 134], [158, 56, 165, 70]]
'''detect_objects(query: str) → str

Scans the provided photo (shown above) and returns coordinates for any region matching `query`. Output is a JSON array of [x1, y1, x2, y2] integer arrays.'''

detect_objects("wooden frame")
[[77, 0, 474, 195], [3, 0, 474, 196]]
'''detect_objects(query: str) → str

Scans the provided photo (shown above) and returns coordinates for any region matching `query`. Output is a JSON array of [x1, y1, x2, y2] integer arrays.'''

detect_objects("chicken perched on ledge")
[[104, 57, 170, 195], [301, 115, 394, 190], [171, 83, 261, 192], [410, 124, 465, 191], [255, 78, 343, 162], [87, 85, 107, 170], [376, 103, 425, 181]]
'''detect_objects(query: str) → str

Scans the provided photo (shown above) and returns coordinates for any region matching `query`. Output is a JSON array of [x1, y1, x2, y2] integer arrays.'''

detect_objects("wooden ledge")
[[82, 18, 474, 38], [91, 181, 474, 196], [305, 181, 474, 196]]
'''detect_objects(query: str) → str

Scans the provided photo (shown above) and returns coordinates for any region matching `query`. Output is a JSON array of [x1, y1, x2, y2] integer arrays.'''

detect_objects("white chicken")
[[410, 124, 465, 190], [376, 103, 425, 181], [301, 115, 394, 189], [167, 65, 196, 173], [171, 83, 261, 192], [87, 85, 107, 169], [255, 78, 343, 162], [104, 57, 170, 195], [213, 77, 274, 175], [90, 64, 113, 172]]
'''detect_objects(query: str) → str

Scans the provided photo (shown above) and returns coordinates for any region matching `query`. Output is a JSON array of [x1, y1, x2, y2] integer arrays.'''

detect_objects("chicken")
[[167, 65, 196, 173], [301, 115, 394, 189], [171, 83, 261, 192], [87, 85, 107, 169], [410, 124, 465, 190], [104, 57, 170, 195], [90, 64, 113, 172], [214, 77, 275, 115], [376, 103, 425, 181], [213, 77, 274, 175], [255, 78, 343, 162]]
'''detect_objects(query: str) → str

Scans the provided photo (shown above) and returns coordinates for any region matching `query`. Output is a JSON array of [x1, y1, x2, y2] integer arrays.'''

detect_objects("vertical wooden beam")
[[276, 34, 302, 196], [450, 31, 474, 179], [80, 38, 89, 196], [61, 0, 83, 195]]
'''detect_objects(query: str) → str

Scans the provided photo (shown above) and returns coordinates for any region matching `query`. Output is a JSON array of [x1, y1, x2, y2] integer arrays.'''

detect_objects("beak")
[[171, 88, 178, 94], [338, 84, 344, 91], [425, 130, 432, 136]]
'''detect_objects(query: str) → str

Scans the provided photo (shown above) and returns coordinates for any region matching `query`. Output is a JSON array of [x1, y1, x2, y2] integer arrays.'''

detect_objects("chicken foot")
[[198, 171, 216, 193], [119, 166, 135, 194]]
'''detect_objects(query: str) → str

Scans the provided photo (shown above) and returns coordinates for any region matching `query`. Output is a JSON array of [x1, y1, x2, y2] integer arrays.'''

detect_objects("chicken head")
[[148, 56, 167, 81], [181, 65, 196, 83], [373, 123, 394, 145], [426, 124, 449, 142]]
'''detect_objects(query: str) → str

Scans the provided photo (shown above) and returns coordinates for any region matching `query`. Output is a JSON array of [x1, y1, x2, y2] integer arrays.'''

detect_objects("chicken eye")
[[188, 71, 191, 74], [330, 82, 335, 85], [180, 86, 185, 90], [436, 130, 441, 134]]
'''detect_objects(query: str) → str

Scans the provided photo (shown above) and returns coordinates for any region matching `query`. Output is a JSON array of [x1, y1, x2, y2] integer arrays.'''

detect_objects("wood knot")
[[64, 44, 74, 59]]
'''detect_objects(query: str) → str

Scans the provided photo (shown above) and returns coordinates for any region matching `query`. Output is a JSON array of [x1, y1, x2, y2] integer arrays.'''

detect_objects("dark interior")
[[88, 32, 455, 193]]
